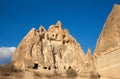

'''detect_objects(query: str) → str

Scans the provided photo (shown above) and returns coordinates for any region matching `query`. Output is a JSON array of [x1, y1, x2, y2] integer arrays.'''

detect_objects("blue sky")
[[0, 0, 120, 57]]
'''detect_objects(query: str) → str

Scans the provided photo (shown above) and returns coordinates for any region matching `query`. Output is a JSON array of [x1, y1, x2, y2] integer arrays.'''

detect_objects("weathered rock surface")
[[94, 4, 120, 58], [11, 4, 120, 79], [94, 4, 120, 79], [85, 48, 96, 73], [12, 21, 87, 73]]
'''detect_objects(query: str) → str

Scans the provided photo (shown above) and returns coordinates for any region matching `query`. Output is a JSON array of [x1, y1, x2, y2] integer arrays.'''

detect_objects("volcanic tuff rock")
[[85, 48, 96, 73], [11, 4, 120, 79], [94, 4, 120, 57], [12, 21, 88, 72], [94, 4, 120, 79]]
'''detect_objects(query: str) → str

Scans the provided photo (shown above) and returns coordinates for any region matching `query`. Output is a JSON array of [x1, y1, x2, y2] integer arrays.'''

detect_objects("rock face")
[[12, 21, 86, 72], [94, 4, 120, 79], [85, 48, 96, 73], [12, 4, 120, 79], [94, 4, 120, 58]]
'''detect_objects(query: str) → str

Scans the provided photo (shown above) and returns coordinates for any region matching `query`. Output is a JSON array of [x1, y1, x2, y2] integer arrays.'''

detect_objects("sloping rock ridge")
[[94, 4, 120, 58], [94, 4, 120, 79]]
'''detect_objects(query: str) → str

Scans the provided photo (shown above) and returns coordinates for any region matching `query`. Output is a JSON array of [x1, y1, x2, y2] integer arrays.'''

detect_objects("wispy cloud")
[[0, 47, 16, 64]]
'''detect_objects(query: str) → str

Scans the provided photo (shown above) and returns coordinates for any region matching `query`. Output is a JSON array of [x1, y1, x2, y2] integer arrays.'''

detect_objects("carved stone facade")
[[12, 21, 90, 73], [12, 4, 120, 79]]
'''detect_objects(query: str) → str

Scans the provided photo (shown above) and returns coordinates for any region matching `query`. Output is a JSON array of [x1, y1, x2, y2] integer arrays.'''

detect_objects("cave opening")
[[64, 66, 66, 69], [48, 66, 51, 70], [68, 66, 71, 69], [43, 67, 47, 69], [33, 63, 38, 69]]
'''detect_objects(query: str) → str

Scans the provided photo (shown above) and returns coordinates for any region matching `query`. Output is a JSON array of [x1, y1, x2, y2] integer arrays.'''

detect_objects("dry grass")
[[66, 68, 78, 78], [0, 64, 100, 79], [0, 63, 24, 79], [32, 68, 78, 79]]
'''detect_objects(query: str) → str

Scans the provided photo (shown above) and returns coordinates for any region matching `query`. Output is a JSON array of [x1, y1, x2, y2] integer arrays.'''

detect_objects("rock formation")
[[11, 4, 120, 79], [94, 4, 120, 79], [94, 4, 120, 58], [85, 48, 96, 73], [12, 21, 86, 73]]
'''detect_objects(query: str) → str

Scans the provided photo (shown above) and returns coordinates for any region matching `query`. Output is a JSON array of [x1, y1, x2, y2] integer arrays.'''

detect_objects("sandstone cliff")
[[11, 4, 120, 79], [94, 4, 120, 79], [12, 21, 86, 73], [94, 4, 120, 58], [85, 48, 96, 73]]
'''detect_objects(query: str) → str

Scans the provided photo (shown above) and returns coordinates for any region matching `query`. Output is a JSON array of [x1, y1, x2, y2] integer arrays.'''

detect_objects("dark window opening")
[[68, 66, 71, 69], [33, 63, 38, 69], [43, 67, 47, 69], [41, 29, 43, 32], [60, 53, 62, 59], [47, 34, 49, 40], [54, 66, 57, 69], [41, 28, 44, 32], [56, 34, 58, 38], [48, 66, 51, 70], [66, 40, 70, 43], [20, 47, 22, 49], [63, 40, 65, 44], [53, 34, 54, 37], [98, 74, 101, 78], [37, 30, 39, 32], [64, 66, 66, 69], [63, 35, 66, 39]]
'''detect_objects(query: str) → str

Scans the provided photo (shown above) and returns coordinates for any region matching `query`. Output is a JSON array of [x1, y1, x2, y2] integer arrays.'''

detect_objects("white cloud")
[[0, 47, 16, 61]]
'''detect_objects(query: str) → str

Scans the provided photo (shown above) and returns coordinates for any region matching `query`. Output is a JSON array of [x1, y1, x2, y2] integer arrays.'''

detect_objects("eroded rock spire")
[[12, 21, 86, 73]]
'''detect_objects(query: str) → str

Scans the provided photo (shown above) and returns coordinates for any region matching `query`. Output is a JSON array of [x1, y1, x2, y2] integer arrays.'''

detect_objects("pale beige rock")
[[94, 4, 120, 58], [94, 4, 120, 79], [12, 21, 86, 73], [12, 28, 37, 69], [95, 44, 120, 79], [42, 39, 54, 68], [85, 48, 96, 73], [31, 43, 44, 66], [56, 20, 62, 29], [60, 41, 86, 72], [9, 3, 120, 79]]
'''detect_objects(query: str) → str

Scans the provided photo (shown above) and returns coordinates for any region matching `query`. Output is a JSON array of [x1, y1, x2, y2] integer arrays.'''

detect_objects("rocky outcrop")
[[11, 4, 120, 79], [94, 4, 120, 79], [85, 48, 96, 73], [94, 4, 120, 58], [12, 21, 86, 72]]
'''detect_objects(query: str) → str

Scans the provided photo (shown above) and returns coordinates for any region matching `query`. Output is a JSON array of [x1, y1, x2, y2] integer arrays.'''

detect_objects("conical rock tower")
[[12, 21, 86, 73]]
